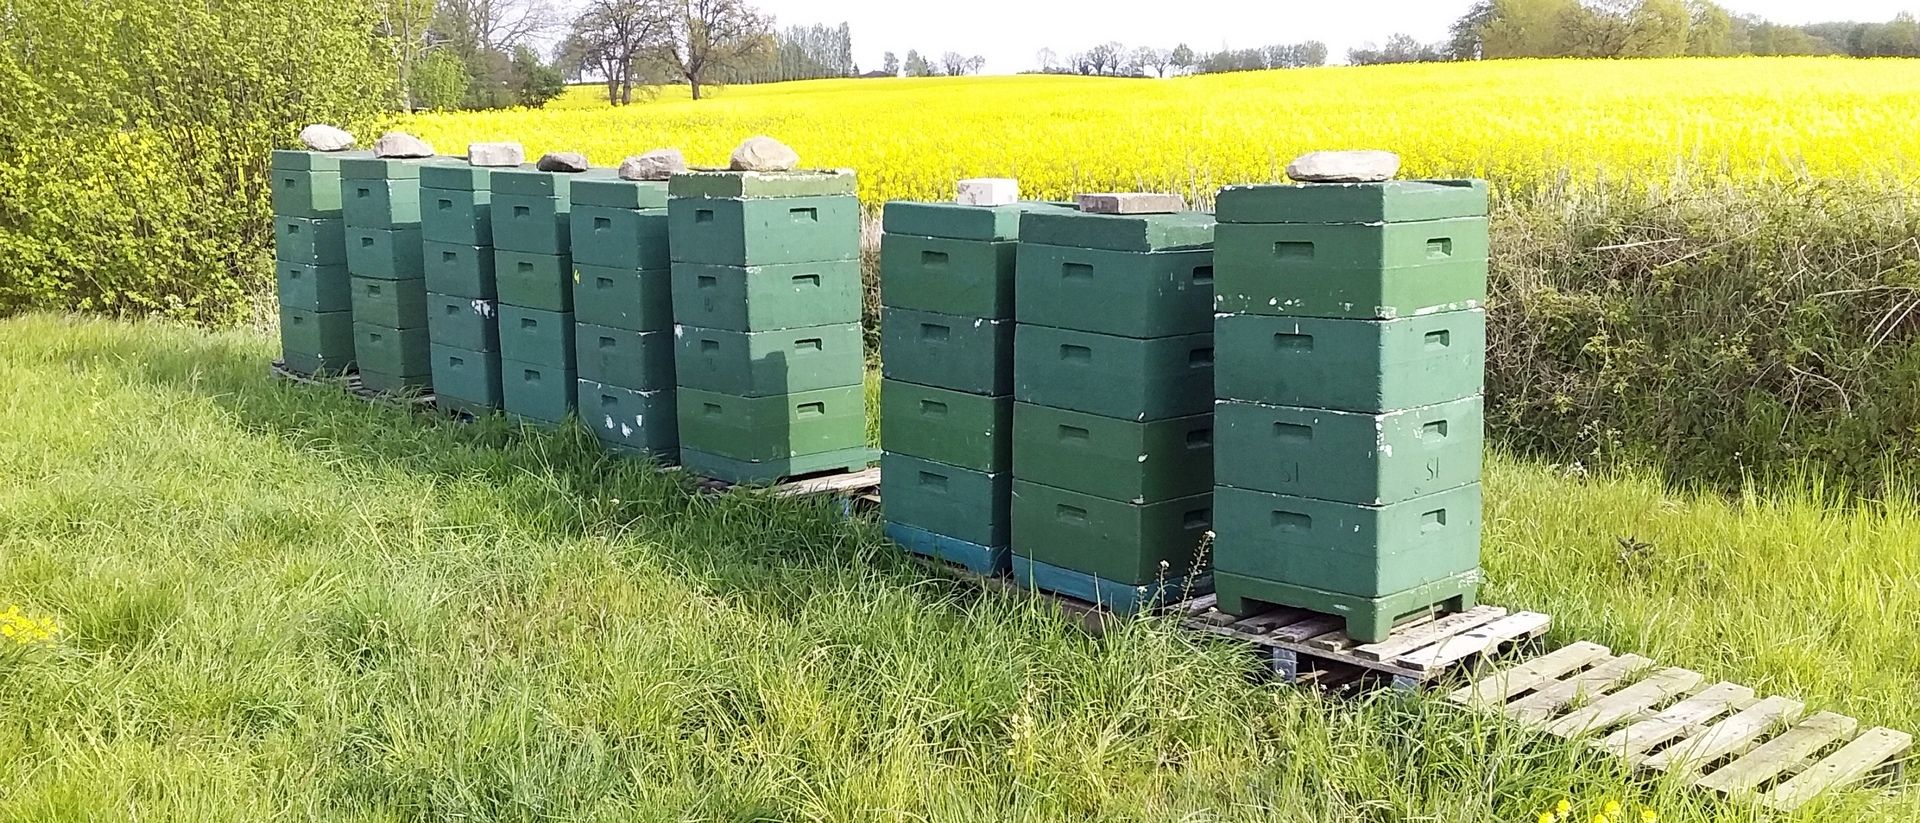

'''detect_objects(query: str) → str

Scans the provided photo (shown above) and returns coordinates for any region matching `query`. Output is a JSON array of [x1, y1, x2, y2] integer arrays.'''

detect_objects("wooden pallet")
[[1178, 596, 1554, 689], [683, 465, 882, 508], [1449, 642, 1914, 812], [269, 362, 435, 408]]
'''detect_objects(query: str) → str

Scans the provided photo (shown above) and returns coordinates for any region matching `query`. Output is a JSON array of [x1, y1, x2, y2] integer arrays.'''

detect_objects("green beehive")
[[578, 379, 678, 456], [271, 149, 350, 173], [1215, 180, 1488, 226], [1213, 311, 1484, 413], [276, 261, 352, 313], [1213, 568, 1481, 645], [672, 323, 864, 397], [1012, 404, 1212, 504], [490, 169, 572, 254], [270, 168, 343, 218], [353, 323, 431, 391], [279, 307, 355, 375], [1212, 483, 1482, 597], [498, 305, 575, 368], [420, 163, 498, 246], [276, 217, 347, 266], [881, 200, 1062, 243], [670, 260, 861, 332], [667, 196, 860, 267], [426, 294, 499, 352], [574, 323, 676, 391], [430, 343, 502, 414], [881, 453, 1010, 548], [879, 234, 1018, 320], [879, 380, 1011, 474], [1010, 480, 1212, 586], [501, 358, 576, 423], [348, 276, 428, 329], [1215, 397, 1483, 505], [676, 386, 875, 483], [880, 308, 1012, 396], [495, 251, 573, 311], [341, 178, 421, 229], [345, 227, 425, 280], [1014, 242, 1214, 338], [339, 156, 423, 181], [570, 175, 670, 270], [1212, 218, 1487, 321], [423, 242, 496, 299], [574, 265, 673, 332], [1013, 326, 1212, 421], [1017, 208, 1213, 254]]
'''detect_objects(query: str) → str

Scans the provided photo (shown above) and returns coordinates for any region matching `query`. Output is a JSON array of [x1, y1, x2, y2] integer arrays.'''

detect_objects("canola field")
[[409, 57, 1920, 204]]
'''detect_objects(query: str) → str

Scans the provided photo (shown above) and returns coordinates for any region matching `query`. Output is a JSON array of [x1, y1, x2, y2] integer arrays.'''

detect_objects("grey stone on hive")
[[299, 124, 355, 152], [620, 148, 687, 181], [728, 136, 799, 172], [537, 151, 590, 172], [1286, 150, 1401, 183], [1076, 192, 1187, 215], [467, 142, 525, 167], [372, 131, 435, 158]]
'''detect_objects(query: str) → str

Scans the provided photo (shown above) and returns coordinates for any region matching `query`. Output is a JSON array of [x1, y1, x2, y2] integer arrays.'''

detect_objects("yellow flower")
[[1556, 799, 1572, 816], [1640, 813, 1658, 823], [1537, 814, 1555, 823], [1603, 800, 1623, 817]]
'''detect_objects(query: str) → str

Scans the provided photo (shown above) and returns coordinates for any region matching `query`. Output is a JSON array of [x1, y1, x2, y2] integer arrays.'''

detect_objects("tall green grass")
[[0, 314, 1912, 822]]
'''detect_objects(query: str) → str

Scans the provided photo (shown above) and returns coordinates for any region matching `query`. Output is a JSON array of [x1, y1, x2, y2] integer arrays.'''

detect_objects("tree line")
[[379, 0, 568, 111], [1022, 42, 1330, 77]]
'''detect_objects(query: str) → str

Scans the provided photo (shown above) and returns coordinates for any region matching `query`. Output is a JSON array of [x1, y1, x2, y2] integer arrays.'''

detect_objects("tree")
[[1134, 46, 1173, 77], [1085, 41, 1122, 75], [964, 55, 987, 75], [1169, 43, 1195, 74], [1621, 0, 1690, 57], [433, 0, 557, 59], [509, 44, 566, 106], [881, 50, 899, 75], [376, 0, 438, 111], [1449, 0, 1498, 59], [903, 49, 933, 77], [1036, 47, 1058, 71], [939, 51, 968, 75], [569, 0, 671, 105], [1349, 33, 1445, 65], [656, 0, 772, 100], [1685, 0, 1734, 55], [412, 50, 472, 110]]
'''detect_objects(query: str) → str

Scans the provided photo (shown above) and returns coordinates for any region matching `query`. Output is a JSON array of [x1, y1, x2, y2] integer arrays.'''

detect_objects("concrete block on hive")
[[1075, 192, 1186, 215], [957, 178, 1019, 206]]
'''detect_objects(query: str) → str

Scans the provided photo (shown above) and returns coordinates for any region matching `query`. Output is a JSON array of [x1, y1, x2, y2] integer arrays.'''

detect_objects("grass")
[[0, 313, 1913, 821]]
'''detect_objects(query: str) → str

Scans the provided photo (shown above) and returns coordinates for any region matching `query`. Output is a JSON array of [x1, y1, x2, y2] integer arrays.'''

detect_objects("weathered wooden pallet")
[[1177, 596, 1554, 689], [683, 466, 882, 507], [1449, 643, 1913, 812], [269, 362, 435, 408]]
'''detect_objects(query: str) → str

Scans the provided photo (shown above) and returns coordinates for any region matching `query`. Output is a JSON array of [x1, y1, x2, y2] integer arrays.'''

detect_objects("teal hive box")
[[667, 195, 859, 266], [672, 323, 864, 397], [880, 453, 1010, 548], [1012, 404, 1212, 504], [574, 323, 676, 391], [429, 343, 502, 411], [879, 380, 1011, 474], [271, 149, 352, 172], [681, 447, 877, 485], [352, 323, 431, 382], [348, 276, 428, 329], [575, 265, 673, 332], [1215, 397, 1483, 505], [572, 173, 670, 209], [501, 358, 577, 424], [1014, 243, 1214, 338], [426, 294, 499, 352], [676, 385, 869, 464], [670, 260, 862, 332], [495, 251, 573, 311], [419, 162, 499, 192], [1214, 310, 1484, 413], [668, 169, 856, 200], [880, 308, 1011, 396], [1013, 326, 1213, 421], [490, 170, 571, 254], [570, 205, 669, 270], [578, 379, 679, 456], [270, 168, 342, 218], [341, 178, 421, 229], [881, 200, 1075, 242], [423, 242, 496, 299], [345, 226, 425, 279], [1017, 208, 1214, 253], [498, 305, 575, 367], [1212, 483, 1482, 598], [276, 261, 351, 313], [1212, 218, 1487, 321], [420, 186, 493, 246], [491, 168, 573, 197], [339, 156, 424, 180], [1213, 570, 1481, 644], [275, 217, 346, 266], [1215, 180, 1488, 225], [878, 234, 1018, 319], [279, 307, 355, 375], [1010, 479, 1212, 586]]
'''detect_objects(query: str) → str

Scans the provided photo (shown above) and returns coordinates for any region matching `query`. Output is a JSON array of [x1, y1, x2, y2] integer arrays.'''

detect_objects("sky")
[[746, 0, 1920, 72]]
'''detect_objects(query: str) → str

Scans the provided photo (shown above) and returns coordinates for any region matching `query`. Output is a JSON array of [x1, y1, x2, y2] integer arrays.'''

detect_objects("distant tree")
[[376, 0, 438, 111], [1448, 0, 1497, 58], [655, 0, 772, 100], [881, 50, 899, 75], [1349, 33, 1445, 65], [1134, 46, 1173, 77], [1621, 0, 1690, 56], [508, 44, 566, 106], [903, 49, 934, 77], [964, 54, 987, 74], [1085, 41, 1122, 75], [569, 0, 671, 105], [1685, 0, 1735, 55], [1169, 43, 1195, 74], [939, 51, 967, 75], [1036, 47, 1058, 71]]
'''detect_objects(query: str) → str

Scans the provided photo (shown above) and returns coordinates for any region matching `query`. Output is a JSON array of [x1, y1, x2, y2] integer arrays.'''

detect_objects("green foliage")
[[412, 50, 473, 111], [0, 0, 394, 324], [510, 46, 568, 109]]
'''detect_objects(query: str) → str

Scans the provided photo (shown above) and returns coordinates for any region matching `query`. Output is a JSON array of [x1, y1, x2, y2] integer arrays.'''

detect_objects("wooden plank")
[[1763, 727, 1913, 812], [1233, 609, 1314, 634], [1448, 641, 1612, 708], [1308, 610, 1442, 652], [1697, 711, 1859, 796], [1178, 594, 1218, 616], [774, 467, 881, 497], [1601, 682, 1756, 760], [1643, 695, 1805, 774], [1396, 611, 1554, 671], [1504, 653, 1653, 725], [1353, 606, 1506, 661], [1269, 614, 1347, 644], [1543, 667, 1705, 738]]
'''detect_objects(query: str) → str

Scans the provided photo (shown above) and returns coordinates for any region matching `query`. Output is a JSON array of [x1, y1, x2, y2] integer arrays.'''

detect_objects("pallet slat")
[[1396, 611, 1554, 671], [1697, 711, 1859, 796], [1504, 653, 1652, 724], [1544, 667, 1705, 738], [1762, 727, 1914, 812], [1601, 682, 1757, 761], [1353, 606, 1506, 661], [1644, 695, 1805, 774], [1449, 641, 1611, 708]]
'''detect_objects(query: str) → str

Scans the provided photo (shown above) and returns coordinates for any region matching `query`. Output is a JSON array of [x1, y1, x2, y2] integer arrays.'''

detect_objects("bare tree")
[[436, 0, 558, 58], [1085, 41, 1122, 75], [656, 0, 773, 100], [571, 0, 672, 105], [377, 0, 440, 111], [963, 54, 986, 74], [1035, 47, 1057, 71], [938, 51, 968, 75]]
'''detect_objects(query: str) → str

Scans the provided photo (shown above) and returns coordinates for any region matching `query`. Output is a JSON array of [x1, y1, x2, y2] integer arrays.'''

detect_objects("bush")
[[0, 0, 394, 325], [413, 51, 473, 112]]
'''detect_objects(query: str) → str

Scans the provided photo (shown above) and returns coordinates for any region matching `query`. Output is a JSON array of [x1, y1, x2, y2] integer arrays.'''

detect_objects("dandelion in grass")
[[1, 604, 62, 647]]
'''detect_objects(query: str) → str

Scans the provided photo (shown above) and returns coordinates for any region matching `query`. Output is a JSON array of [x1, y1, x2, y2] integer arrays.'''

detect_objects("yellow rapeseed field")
[[409, 57, 1920, 204]]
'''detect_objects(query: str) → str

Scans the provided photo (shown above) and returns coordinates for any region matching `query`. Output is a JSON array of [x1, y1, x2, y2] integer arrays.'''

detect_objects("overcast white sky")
[[747, 0, 1919, 72]]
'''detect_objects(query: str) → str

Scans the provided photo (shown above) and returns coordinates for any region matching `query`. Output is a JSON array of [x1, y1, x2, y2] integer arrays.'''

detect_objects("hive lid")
[[881, 200, 1076, 241], [1216, 180, 1488, 225], [571, 170, 670, 209], [1018, 209, 1216, 252], [489, 167, 574, 198]]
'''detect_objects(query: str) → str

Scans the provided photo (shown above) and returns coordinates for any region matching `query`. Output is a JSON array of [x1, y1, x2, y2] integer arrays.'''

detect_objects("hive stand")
[[271, 360, 434, 408]]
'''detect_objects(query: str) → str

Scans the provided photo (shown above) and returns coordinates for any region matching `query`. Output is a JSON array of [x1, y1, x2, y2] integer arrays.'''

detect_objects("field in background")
[[410, 57, 1920, 203]]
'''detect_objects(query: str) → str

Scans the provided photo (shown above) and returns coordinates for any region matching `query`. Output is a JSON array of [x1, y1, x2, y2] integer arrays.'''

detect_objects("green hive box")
[[430, 343, 502, 412], [574, 265, 673, 332], [423, 242, 496, 299], [270, 169, 342, 218], [1215, 180, 1488, 225], [353, 323, 431, 382], [1010, 480, 1212, 585], [666, 196, 859, 266], [1015, 244, 1214, 338], [426, 294, 499, 352], [881, 200, 1075, 242], [345, 226, 425, 280], [348, 276, 428, 329], [276, 261, 351, 313], [341, 178, 421, 229], [574, 323, 676, 391], [1212, 219, 1488, 320], [276, 217, 346, 266], [271, 149, 350, 172], [1215, 397, 1483, 505], [1213, 570, 1481, 643], [573, 173, 671, 209], [491, 168, 572, 197], [279, 307, 355, 375], [673, 323, 864, 397], [878, 234, 1017, 319], [669, 169, 856, 200], [1018, 209, 1214, 254], [490, 183, 571, 254], [670, 260, 861, 332], [880, 453, 1010, 548], [497, 305, 575, 368], [420, 186, 493, 246], [339, 156, 423, 181], [1214, 311, 1485, 413], [495, 251, 573, 311], [1211, 483, 1482, 597], [570, 206, 669, 271], [880, 308, 1011, 396], [501, 358, 576, 424], [1013, 326, 1213, 421], [578, 379, 679, 456], [879, 380, 1011, 473], [676, 385, 869, 464], [1013, 404, 1212, 504]]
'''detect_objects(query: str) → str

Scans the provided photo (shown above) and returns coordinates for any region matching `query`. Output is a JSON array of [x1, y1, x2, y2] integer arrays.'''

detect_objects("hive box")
[[1215, 180, 1488, 226], [353, 323, 431, 392], [880, 308, 1012, 396], [575, 265, 674, 332], [574, 323, 676, 391], [275, 217, 346, 266], [1017, 208, 1213, 254], [269, 152, 343, 218], [1010, 480, 1212, 586], [1212, 218, 1488, 320], [276, 261, 351, 313], [279, 307, 355, 375], [670, 260, 861, 332], [345, 227, 425, 280], [1212, 570, 1481, 644], [341, 178, 421, 229], [1212, 483, 1482, 598], [348, 276, 428, 329], [1213, 311, 1485, 413], [570, 175, 670, 270], [667, 196, 860, 267], [501, 358, 576, 423], [430, 343, 502, 414], [879, 234, 1019, 319], [880, 453, 1010, 548], [1214, 397, 1483, 505], [578, 379, 678, 457], [497, 305, 575, 367], [1013, 326, 1213, 421], [1012, 404, 1212, 504], [672, 323, 864, 397], [420, 162, 498, 246], [490, 169, 572, 254], [495, 251, 573, 311], [426, 294, 499, 352], [676, 385, 874, 483], [1014, 243, 1215, 338], [423, 242, 496, 299], [879, 380, 1011, 474]]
